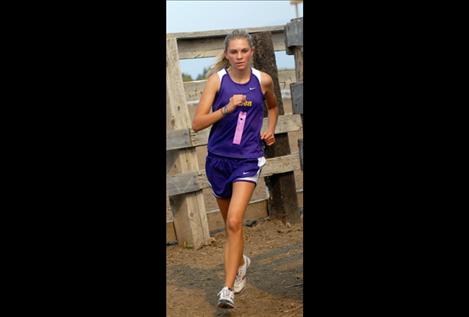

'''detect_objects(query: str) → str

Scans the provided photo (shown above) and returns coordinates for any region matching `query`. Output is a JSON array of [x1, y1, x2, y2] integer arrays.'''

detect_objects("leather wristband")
[[221, 105, 229, 116]]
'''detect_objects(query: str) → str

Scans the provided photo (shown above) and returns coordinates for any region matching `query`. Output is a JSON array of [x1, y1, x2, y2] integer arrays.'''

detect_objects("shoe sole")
[[218, 300, 234, 309]]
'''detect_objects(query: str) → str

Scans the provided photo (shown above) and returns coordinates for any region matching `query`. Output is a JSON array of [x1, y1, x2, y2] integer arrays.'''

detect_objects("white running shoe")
[[217, 286, 235, 309], [234, 255, 251, 294]]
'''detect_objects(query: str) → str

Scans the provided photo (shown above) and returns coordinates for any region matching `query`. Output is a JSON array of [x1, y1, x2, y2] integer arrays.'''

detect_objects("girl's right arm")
[[192, 74, 245, 132], [191, 74, 224, 132]]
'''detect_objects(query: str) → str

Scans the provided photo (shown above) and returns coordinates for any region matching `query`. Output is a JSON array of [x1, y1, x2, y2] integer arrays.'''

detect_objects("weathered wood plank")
[[285, 18, 303, 54], [166, 37, 210, 249], [166, 128, 191, 151], [287, 17, 303, 131], [168, 172, 203, 197], [260, 153, 301, 177], [166, 195, 173, 222], [166, 222, 177, 243], [262, 113, 302, 135], [277, 69, 297, 92], [298, 139, 303, 171], [284, 18, 303, 81], [171, 28, 286, 60], [167, 25, 285, 40], [184, 80, 207, 102], [290, 82, 303, 115], [190, 127, 211, 147], [166, 114, 302, 151], [167, 153, 301, 197], [294, 48, 304, 82], [166, 171, 201, 197]]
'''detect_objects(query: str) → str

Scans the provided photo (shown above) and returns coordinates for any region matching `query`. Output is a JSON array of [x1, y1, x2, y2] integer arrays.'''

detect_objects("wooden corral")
[[167, 21, 303, 248]]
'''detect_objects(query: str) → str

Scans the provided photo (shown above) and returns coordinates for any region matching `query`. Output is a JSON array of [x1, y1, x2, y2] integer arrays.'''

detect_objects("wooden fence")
[[167, 20, 303, 249]]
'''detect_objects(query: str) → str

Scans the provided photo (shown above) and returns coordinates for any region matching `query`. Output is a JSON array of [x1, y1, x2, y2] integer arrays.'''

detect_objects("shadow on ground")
[[167, 242, 303, 314]]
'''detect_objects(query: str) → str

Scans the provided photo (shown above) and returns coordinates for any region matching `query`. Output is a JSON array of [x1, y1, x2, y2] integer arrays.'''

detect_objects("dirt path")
[[167, 217, 303, 317]]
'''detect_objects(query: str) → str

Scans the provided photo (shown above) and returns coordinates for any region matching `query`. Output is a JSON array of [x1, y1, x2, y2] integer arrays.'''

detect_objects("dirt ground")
[[167, 216, 303, 317]]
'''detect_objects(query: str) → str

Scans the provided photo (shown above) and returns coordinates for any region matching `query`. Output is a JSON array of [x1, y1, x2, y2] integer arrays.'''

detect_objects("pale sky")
[[167, 0, 303, 78]]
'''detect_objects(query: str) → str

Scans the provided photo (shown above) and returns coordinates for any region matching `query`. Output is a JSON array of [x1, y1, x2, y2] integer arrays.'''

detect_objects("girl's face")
[[225, 38, 254, 71]]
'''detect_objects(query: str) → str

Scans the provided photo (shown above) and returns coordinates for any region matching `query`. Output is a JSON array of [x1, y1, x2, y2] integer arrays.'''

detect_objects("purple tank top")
[[207, 67, 265, 159]]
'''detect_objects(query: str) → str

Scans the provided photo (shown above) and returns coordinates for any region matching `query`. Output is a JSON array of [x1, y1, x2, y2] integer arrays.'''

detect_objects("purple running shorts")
[[205, 152, 266, 199]]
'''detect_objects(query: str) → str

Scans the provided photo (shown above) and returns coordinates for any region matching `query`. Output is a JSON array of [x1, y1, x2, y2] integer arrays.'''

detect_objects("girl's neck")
[[227, 66, 251, 83]]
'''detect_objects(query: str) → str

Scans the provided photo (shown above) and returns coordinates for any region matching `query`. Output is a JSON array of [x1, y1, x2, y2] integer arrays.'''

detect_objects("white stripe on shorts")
[[207, 180, 222, 198], [234, 156, 266, 183]]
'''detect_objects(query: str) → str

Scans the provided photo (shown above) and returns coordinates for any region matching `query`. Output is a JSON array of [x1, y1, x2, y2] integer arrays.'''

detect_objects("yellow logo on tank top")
[[242, 100, 252, 107]]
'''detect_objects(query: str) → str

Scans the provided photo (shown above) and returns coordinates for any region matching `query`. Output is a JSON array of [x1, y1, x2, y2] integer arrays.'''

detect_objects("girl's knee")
[[226, 217, 243, 233]]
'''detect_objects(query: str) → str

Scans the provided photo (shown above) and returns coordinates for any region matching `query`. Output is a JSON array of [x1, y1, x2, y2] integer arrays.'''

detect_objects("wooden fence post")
[[285, 18, 304, 171], [251, 31, 301, 224], [166, 37, 210, 249]]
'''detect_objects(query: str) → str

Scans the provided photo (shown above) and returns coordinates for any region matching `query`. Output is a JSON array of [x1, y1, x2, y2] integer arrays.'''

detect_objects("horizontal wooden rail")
[[167, 25, 286, 59], [166, 113, 302, 151], [167, 25, 285, 40], [167, 152, 301, 197]]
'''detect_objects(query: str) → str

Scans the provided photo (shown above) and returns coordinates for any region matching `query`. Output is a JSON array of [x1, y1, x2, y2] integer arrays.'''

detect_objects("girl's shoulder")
[[251, 68, 272, 86], [257, 70, 272, 91], [204, 72, 223, 94], [260, 71, 272, 85]]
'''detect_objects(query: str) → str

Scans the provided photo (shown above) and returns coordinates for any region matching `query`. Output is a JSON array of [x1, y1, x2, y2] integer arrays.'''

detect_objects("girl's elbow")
[[268, 105, 278, 112], [192, 120, 201, 132]]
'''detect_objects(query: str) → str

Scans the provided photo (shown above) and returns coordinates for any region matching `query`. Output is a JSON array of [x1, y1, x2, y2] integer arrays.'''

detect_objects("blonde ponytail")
[[207, 51, 230, 77], [207, 29, 254, 78]]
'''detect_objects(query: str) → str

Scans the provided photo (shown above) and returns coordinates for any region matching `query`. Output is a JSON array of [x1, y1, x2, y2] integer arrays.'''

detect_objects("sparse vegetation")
[[181, 73, 193, 82], [196, 66, 210, 80]]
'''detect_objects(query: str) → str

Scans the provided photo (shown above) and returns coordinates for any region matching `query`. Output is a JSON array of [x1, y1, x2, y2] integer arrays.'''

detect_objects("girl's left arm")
[[260, 73, 278, 146]]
